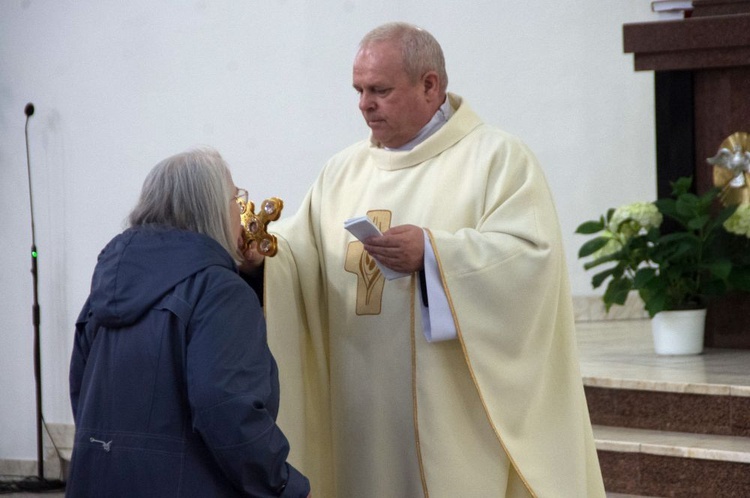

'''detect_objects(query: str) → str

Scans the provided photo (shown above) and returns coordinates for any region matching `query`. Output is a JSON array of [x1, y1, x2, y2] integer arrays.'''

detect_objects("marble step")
[[585, 385, 750, 436], [577, 320, 750, 495], [594, 425, 750, 464], [578, 319, 750, 437], [593, 425, 750, 496]]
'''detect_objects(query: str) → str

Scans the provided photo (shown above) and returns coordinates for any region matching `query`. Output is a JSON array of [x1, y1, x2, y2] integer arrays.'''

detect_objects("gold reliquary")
[[238, 197, 284, 257]]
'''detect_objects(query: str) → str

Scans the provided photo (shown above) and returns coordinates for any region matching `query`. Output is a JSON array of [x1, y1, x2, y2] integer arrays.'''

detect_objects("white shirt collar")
[[385, 98, 453, 152]]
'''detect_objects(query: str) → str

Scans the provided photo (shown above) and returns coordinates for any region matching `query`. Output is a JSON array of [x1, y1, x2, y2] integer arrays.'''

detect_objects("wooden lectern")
[[623, 0, 750, 348]]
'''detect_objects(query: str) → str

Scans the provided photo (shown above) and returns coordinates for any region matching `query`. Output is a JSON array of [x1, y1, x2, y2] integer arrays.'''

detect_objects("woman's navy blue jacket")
[[67, 226, 309, 497]]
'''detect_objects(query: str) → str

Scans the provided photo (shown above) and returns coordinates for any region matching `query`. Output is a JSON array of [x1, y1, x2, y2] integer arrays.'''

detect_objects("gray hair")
[[128, 147, 240, 261], [359, 22, 448, 94]]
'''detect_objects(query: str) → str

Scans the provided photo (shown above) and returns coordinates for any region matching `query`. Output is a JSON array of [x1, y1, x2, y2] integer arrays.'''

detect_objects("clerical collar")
[[385, 98, 454, 152]]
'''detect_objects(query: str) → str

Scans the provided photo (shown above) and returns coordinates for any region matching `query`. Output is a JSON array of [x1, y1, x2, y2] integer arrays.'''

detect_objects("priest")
[[250, 21, 605, 498]]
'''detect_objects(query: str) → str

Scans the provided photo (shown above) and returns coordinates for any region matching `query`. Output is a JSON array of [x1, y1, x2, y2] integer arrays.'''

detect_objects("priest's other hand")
[[363, 224, 424, 273]]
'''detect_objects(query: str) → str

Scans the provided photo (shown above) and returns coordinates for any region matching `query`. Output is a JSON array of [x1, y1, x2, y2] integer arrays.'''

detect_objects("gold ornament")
[[238, 197, 284, 257], [708, 132, 750, 206]]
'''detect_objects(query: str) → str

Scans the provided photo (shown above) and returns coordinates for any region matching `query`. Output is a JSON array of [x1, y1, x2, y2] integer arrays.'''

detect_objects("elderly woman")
[[66, 148, 310, 497]]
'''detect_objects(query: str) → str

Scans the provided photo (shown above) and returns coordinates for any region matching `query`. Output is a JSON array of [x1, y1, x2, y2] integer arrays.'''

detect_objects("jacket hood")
[[88, 226, 236, 328]]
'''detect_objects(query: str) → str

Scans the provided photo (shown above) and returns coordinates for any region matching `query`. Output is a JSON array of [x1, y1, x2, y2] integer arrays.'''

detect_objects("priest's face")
[[353, 40, 437, 148]]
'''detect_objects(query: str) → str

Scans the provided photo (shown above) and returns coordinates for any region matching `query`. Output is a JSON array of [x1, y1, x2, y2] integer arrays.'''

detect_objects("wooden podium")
[[623, 0, 750, 348]]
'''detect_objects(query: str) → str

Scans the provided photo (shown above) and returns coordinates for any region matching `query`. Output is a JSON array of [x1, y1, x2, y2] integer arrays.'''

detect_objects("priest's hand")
[[363, 224, 424, 273], [238, 240, 265, 276]]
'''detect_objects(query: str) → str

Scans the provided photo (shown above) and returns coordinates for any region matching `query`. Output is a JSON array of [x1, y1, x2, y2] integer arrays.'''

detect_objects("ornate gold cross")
[[239, 197, 284, 257]]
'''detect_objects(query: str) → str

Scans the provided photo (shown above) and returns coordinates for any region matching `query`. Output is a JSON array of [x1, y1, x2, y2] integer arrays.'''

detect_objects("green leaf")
[[575, 220, 604, 234], [671, 176, 693, 196], [591, 267, 618, 288], [603, 278, 632, 308], [705, 259, 732, 279], [687, 214, 710, 231], [633, 267, 656, 288], [578, 237, 610, 258], [643, 294, 667, 317], [657, 232, 694, 244]]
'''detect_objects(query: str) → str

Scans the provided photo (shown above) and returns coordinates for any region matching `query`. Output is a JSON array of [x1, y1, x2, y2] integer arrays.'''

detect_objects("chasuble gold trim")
[[425, 229, 536, 497]]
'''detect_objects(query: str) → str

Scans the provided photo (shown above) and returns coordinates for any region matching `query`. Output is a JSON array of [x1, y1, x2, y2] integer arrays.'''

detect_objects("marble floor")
[[576, 319, 750, 395]]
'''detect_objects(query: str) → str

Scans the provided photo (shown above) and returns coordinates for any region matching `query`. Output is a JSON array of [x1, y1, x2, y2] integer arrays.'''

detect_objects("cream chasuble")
[[264, 94, 605, 498]]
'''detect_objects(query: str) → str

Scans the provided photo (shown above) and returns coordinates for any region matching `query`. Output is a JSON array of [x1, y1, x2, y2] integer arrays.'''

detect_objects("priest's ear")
[[421, 71, 441, 101]]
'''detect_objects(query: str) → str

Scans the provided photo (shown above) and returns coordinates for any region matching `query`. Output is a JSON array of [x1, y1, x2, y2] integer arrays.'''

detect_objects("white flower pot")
[[651, 309, 707, 355]]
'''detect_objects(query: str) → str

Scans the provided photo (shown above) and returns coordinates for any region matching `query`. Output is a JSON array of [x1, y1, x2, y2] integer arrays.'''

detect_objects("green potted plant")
[[576, 176, 750, 353]]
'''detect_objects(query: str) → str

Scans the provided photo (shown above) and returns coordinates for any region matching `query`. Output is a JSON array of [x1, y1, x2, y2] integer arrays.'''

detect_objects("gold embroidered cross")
[[345, 210, 392, 315], [239, 197, 284, 257]]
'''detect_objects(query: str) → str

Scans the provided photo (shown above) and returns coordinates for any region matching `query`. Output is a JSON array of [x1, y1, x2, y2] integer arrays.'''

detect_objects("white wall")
[[0, 1, 658, 461]]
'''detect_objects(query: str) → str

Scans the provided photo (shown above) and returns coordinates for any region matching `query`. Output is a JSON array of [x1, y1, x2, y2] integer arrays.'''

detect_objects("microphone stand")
[[0, 103, 67, 492], [25, 103, 44, 481]]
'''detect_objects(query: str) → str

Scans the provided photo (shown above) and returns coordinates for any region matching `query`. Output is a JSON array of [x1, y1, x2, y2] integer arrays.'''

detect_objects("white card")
[[344, 215, 382, 240], [344, 216, 409, 280]]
